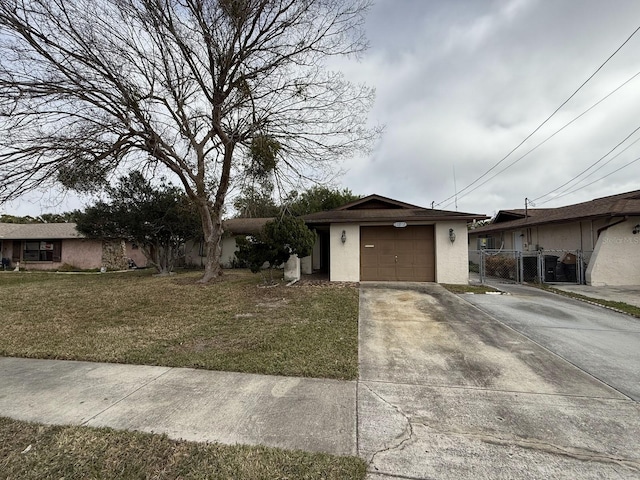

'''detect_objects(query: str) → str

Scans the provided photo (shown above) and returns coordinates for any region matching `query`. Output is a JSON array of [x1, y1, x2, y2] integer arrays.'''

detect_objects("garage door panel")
[[360, 226, 435, 282], [377, 254, 396, 266]]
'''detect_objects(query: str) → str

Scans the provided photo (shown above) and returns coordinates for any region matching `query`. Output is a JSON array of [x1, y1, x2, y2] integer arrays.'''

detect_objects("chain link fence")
[[470, 250, 592, 285]]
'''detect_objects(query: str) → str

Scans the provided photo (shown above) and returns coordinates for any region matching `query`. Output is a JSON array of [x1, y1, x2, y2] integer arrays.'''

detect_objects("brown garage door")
[[360, 225, 435, 281]]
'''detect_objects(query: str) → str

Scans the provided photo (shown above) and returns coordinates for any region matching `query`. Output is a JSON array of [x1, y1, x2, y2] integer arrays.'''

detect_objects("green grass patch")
[[0, 417, 367, 480], [536, 284, 640, 318], [441, 283, 501, 295], [0, 269, 359, 379]]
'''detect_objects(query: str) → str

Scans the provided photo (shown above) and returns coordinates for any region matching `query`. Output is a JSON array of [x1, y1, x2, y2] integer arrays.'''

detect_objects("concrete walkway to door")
[[357, 282, 640, 480]]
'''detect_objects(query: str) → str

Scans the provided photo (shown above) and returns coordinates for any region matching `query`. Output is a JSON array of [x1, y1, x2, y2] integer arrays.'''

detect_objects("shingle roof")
[[303, 194, 488, 224], [0, 223, 22, 238], [0, 222, 83, 240], [470, 190, 640, 234], [223, 217, 274, 235]]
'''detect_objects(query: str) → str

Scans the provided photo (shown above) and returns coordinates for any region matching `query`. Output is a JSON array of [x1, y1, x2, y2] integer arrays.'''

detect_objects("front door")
[[513, 231, 524, 252]]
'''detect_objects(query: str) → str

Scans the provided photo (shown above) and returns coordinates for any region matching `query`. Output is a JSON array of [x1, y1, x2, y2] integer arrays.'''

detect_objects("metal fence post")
[[577, 250, 583, 285], [537, 251, 544, 284], [517, 251, 523, 284]]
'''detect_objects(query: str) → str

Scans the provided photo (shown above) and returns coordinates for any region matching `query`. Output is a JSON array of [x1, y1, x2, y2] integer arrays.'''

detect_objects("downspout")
[[579, 222, 583, 251]]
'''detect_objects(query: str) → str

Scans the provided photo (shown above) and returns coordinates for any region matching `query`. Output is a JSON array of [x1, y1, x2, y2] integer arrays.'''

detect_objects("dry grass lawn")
[[0, 269, 359, 379], [0, 416, 367, 480]]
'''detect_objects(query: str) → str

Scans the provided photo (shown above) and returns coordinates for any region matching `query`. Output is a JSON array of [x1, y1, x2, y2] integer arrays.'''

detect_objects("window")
[[477, 236, 495, 249], [23, 240, 62, 262]]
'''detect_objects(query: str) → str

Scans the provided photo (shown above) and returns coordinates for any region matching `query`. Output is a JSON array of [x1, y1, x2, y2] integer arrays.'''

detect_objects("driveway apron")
[[357, 283, 640, 480]]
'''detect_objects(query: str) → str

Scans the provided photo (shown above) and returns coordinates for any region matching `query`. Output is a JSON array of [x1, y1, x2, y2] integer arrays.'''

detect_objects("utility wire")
[[438, 69, 640, 209], [560, 135, 640, 187], [531, 124, 640, 203], [537, 154, 640, 204], [434, 23, 640, 208]]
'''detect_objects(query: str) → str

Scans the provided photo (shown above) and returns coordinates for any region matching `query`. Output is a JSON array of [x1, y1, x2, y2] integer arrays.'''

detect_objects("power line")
[[561, 135, 640, 187], [531, 124, 640, 204], [537, 154, 640, 205], [438, 69, 640, 209], [434, 23, 640, 208]]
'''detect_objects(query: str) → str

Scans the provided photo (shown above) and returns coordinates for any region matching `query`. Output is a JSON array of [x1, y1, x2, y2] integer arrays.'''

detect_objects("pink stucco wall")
[[126, 243, 148, 268], [3, 239, 104, 270]]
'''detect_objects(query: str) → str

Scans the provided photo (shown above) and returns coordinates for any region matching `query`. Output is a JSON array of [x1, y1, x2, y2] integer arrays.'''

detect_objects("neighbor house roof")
[[223, 217, 274, 235], [303, 194, 488, 224], [0, 222, 83, 240], [470, 190, 640, 235]]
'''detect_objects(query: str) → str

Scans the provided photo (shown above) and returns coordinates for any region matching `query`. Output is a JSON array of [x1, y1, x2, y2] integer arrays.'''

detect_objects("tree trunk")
[[197, 202, 224, 283], [141, 243, 173, 275]]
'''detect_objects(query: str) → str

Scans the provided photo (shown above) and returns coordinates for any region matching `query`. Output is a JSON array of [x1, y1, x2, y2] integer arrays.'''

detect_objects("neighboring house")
[[196, 194, 488, 284], [468, 190, 640, 286], [0, 223, 147, 271], [185, 217, 275, 269]]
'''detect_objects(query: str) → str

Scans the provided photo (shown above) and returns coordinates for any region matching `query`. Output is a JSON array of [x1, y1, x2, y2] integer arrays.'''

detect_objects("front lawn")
[[0, 270, 359, 379], [0, 417, 367, 480]]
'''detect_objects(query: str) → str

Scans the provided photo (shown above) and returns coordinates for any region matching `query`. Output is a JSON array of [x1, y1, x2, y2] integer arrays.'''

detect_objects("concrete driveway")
[[464, 283, 640, 401], [358, 283, 640, 479]]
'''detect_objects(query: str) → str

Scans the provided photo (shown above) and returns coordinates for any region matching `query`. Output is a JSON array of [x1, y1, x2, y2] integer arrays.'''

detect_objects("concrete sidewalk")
[[0, 357, 356, 455]]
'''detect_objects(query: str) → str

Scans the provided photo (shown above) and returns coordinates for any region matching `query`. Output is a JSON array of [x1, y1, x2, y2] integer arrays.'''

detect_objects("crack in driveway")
[[413, 421, 640, 473], [362, 384, 416, 470]]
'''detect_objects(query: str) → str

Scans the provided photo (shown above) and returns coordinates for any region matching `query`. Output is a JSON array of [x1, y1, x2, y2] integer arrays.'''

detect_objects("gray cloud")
[[5, 0, 640, 218], [340, 0, 640, 215]]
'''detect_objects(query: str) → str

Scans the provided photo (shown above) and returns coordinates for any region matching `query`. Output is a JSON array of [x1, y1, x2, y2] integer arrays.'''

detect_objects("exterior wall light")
[[341, 230, 347, 243], [449, 228, 456, 243], [633, 224, 640, 235]]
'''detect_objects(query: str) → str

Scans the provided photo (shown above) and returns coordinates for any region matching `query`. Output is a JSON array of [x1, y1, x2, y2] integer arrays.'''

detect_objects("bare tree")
[[0, 0, 377, 282]]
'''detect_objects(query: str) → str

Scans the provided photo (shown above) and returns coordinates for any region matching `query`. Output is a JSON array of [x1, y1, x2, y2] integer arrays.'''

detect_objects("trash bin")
[[555, 262, 567, 282], [522, 256, 537, 281], [559, 253, 577, 283], [544, 255, 558, 282]]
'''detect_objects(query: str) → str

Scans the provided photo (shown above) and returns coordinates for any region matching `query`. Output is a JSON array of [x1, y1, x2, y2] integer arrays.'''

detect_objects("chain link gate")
[[470, 250, 592, 285]]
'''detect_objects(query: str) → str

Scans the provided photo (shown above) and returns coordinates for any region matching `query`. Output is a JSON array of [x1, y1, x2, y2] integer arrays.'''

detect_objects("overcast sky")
[[4, 0, 640, 218], [337, 0, 640, 216]]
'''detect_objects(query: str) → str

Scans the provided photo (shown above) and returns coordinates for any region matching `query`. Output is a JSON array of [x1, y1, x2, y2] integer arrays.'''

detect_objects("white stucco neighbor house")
[[201, 194, 488, 284], [468, 190, 640, 286]]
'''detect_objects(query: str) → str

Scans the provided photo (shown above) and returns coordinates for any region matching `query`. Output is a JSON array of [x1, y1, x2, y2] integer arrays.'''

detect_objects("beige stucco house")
[[0, 222, 147, 271], [195, 194, 488, 284], [468, 190, 640, 286]]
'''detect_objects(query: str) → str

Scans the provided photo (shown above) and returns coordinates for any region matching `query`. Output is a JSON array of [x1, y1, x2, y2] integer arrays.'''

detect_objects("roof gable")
[[303, 193, 488, 224], [335, 194, 423, 211], [493, 208, 552, 223]]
